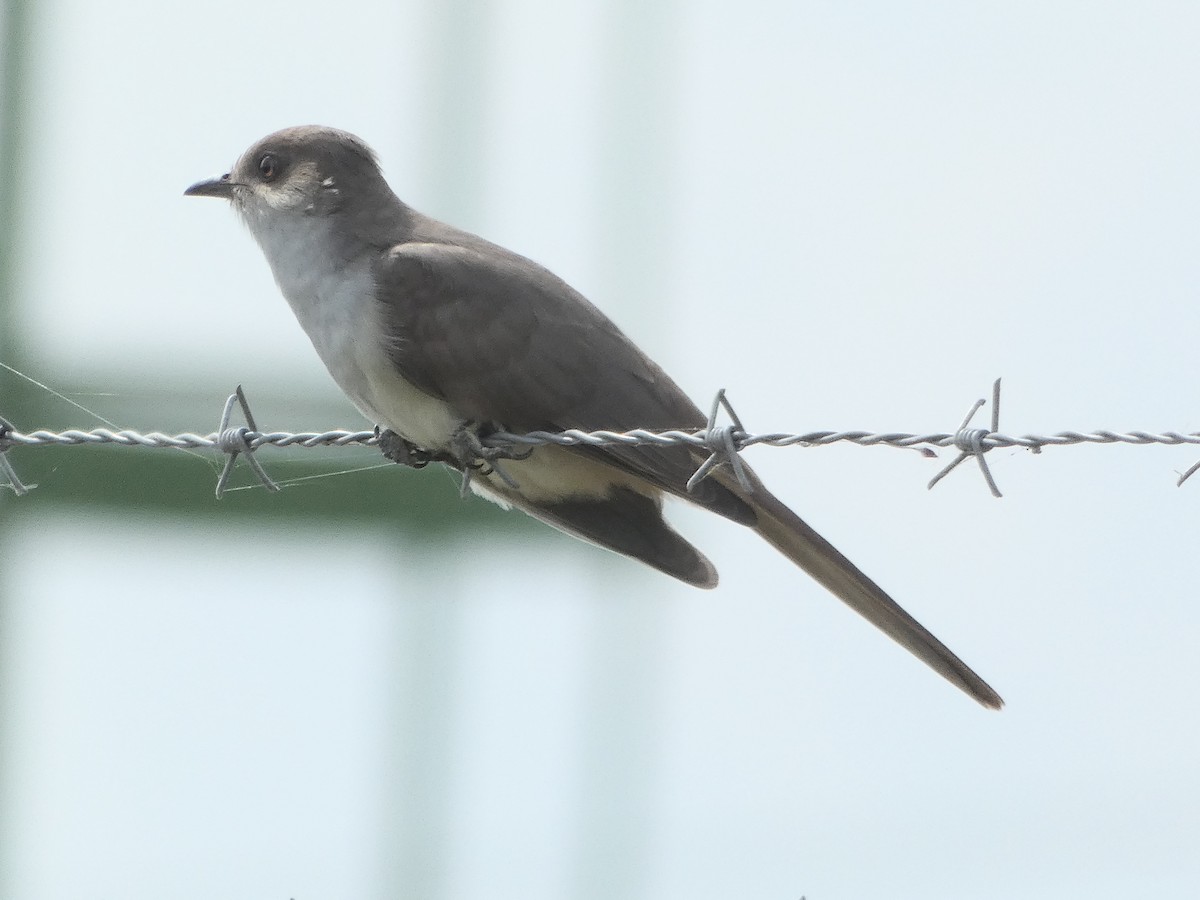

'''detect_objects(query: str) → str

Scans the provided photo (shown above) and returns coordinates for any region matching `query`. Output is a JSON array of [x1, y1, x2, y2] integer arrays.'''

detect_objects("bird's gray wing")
[[374, 240, 752, 521]]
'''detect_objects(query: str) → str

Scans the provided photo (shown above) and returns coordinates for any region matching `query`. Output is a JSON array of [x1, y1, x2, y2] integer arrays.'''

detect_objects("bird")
[[185, 125, 1002, 708]]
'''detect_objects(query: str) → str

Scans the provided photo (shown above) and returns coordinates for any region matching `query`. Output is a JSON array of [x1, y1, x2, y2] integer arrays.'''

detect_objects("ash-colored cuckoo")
[[186, 126, 1001, 708]]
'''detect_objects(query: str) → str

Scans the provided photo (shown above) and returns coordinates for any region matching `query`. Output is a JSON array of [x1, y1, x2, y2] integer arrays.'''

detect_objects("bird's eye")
[[257, 154, 278, 180]]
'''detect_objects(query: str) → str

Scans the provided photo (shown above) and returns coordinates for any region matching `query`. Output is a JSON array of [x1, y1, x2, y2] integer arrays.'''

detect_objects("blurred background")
[[2, 2, 1199, 898]]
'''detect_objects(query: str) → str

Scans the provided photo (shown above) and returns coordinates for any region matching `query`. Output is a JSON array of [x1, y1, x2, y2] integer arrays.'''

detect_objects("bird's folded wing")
[[373, 240, 752, 520]]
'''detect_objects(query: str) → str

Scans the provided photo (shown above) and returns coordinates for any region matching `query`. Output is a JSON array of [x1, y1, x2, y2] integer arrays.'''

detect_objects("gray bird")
[[186, 125, 1002, 709]]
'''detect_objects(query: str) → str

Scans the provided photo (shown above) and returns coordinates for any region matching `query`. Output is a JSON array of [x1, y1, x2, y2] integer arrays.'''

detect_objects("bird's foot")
[[376, 427, 443, 469], [449, 422, 529, 494]]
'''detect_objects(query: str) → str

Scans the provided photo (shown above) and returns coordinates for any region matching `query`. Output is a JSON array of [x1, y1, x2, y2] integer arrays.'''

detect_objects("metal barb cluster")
[[927, 379, 1005, 498], [685, 389, 754, 494], [4, 379, 1200, 499], [213, 386, 279, 498], [0, 416, 35, 496]]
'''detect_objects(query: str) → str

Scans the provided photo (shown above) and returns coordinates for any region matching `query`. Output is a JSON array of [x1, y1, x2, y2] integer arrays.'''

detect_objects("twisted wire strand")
[[4, 425, 1200, 453], [6, 380, 1200, 498], [7, 378, 1200, 500]]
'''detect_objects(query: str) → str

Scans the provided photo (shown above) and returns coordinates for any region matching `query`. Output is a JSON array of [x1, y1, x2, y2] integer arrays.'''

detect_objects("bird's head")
[[185, 125, 388, 226]]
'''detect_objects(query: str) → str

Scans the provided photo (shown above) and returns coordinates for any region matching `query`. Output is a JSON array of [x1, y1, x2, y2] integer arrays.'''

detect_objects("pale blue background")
[[2, 2, 1199, 898]]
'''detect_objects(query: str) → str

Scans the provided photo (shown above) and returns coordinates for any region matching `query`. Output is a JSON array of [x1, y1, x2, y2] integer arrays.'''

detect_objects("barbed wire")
[[3, 380, 1200, 500]]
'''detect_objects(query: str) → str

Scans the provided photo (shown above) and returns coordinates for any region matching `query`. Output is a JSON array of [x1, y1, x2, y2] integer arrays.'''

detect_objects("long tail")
[[500, 443, 1003, 707], [740, 479, 1003, 709]]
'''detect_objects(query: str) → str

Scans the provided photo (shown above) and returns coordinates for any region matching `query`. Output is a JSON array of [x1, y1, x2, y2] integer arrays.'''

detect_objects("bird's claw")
[[376, 427, 439, 469], [450, 423, 527, 493]]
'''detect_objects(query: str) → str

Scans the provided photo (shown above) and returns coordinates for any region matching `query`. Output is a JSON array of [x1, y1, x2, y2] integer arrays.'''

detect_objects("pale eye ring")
[[257, 154, 278, 181]]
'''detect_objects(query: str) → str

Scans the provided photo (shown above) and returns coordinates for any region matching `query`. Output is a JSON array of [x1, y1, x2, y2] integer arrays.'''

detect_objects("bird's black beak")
[[184, 173, 236, 199]]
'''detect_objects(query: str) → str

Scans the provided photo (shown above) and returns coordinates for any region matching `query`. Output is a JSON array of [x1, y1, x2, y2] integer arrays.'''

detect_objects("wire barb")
[[213, 385, 280, 498], [927, 379, 1005, 498], [687, 389, 754, 494], [0, 416, 35, 496], [1177, 454, 1200, 486], [1177, 462, 1200, 487]]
